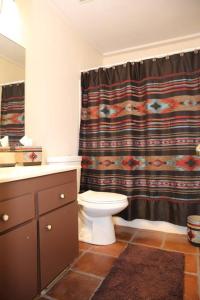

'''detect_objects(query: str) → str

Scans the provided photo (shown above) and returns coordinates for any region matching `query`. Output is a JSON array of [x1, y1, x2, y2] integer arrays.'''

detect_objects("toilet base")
[[78, 212, 116, 245]]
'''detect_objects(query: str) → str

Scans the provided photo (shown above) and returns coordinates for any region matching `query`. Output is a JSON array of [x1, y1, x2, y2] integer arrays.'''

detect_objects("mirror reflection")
[[0, 33, 25, 146]]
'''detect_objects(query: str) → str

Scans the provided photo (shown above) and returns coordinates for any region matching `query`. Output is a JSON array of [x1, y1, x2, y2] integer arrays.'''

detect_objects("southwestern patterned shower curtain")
[[0, 82, 25, 146], [79, 51, 200, 226]]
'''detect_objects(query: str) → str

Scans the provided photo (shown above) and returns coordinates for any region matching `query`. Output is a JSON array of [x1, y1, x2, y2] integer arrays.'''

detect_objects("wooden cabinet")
[[38, 180, 76, 215], [39, 202, 78, 288], [0, 194, 35, 233], [0, 221, 38, 300], [0, 170, 78, 300]]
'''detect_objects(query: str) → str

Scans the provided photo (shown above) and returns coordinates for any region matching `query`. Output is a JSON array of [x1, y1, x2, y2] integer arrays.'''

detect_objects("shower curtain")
[[0, 82, 25, 146], [79, 51, 200, 226]]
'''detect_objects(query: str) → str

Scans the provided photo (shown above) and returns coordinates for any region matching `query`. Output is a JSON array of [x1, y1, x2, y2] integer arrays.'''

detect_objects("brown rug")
[[92, 244, 184, 300]]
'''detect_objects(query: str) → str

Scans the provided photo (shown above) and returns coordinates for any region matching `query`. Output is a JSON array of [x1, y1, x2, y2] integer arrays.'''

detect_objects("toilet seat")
[[78, 190, 127, 204]]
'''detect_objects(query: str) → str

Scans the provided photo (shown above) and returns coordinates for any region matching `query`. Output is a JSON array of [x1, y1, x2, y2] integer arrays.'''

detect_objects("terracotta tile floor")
[[39, 226, 200, 300]]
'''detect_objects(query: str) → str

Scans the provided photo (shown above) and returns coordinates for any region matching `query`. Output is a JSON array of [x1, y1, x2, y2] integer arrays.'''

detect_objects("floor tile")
[[131, 229, 164, 247], [90, 241, 127, 257], [164, 233, 198, 254], [48, 270, 101, 300], [184, 254, 198, 274], [72, 252, 116, 277], [44, 226, 200, 300], [184, 274, 199, 300], [115, 225, 136, 241], [79, 241, 92, 251]]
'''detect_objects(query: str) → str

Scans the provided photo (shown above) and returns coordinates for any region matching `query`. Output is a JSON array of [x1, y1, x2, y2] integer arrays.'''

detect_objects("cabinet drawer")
[[38, 181, 77, 215], [39, 202, 78, 289], [0, 194, 35, 233]]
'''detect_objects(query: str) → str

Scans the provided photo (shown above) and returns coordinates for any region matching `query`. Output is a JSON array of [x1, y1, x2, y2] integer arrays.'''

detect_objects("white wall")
[[103, 35, 200, 66], [0, 0, 102, 159], [0, 0, 25, 47], [0, 57, 25, 84], [22, 0, 102, 159]]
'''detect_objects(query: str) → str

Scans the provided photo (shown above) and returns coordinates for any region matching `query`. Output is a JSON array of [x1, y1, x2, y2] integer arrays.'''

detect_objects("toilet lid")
[[78, 190, 127, 204]]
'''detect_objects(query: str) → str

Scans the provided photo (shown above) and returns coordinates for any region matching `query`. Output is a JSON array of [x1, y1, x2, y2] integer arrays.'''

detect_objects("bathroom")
[[0, 0, 200, 299]]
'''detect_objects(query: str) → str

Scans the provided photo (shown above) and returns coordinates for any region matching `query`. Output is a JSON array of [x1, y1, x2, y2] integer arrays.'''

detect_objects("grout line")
[[116, 237, 133, 243], [129, 240, 199, 255], [162, 248, 198, 255], [42, 295, 58, 300], [184, 271, 198, 276], [71, 268, 104, 280], [129, 230, 139, 242], [160, 233, 167, 249], [81, 249, 119, 258], [116, 238, 128, 242], [79, 242, 93, 252], [89, 278, 104, 300], [78, 237, 199, 269], [129, 241, 162, 250], [86, 241, 129, 257], [40, 266, 71, 297], [70, 250, 87, 268]]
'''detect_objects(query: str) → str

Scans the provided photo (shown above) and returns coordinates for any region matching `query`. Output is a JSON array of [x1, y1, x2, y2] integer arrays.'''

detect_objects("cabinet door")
[[0, 221, 38, 300], [39, 202, 78, 289]]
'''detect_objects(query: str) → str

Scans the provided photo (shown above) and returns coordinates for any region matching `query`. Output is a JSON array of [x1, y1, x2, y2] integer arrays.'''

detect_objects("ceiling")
[[52, 0, 200, 55], [0, 33, 25, 67]]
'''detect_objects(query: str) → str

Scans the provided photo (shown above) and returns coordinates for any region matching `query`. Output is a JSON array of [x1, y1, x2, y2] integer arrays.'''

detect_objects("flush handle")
[[60, 193, 65, 199], [1, 214, 9, 222]]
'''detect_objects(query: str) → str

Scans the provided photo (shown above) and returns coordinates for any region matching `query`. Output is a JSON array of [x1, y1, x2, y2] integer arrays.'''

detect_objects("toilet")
[[47, 156, 128, 245], [78, 190, 128, 245]]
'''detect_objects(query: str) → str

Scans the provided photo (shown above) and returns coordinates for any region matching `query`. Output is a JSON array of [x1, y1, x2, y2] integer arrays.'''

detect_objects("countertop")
[[0, 165, 76, 183]]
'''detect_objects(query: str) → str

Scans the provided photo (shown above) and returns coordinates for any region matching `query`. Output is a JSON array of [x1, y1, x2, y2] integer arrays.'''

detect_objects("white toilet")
[[78, 190, 128, 245], [47, 156, 128, 245]]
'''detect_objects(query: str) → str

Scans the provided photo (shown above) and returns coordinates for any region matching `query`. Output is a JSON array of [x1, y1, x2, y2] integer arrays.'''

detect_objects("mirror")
[[0, 33, 25, 146]]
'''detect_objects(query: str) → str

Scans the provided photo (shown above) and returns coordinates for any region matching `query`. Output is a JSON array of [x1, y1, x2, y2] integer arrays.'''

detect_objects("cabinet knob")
[[45, 224, 52, 231], [1, 214, 9, 222], [60, 193, 65, 199]]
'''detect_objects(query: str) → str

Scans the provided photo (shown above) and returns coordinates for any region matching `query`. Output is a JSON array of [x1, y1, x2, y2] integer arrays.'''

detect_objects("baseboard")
[[113, 217, 186, 234]]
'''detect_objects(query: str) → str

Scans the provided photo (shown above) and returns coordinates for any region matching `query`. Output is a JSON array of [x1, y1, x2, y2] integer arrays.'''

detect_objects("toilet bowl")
[[78, 190, 128, 245], [47, 156, 128, 245]]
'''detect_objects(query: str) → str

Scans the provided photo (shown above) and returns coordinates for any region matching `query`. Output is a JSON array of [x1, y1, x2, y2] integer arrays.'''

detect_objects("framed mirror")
[[0, 33, 25, 146]]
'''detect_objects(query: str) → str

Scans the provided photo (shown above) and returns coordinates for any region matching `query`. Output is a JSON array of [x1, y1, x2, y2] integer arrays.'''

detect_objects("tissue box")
[[0, 147, 16, 167], [15, 147, 42, 166]]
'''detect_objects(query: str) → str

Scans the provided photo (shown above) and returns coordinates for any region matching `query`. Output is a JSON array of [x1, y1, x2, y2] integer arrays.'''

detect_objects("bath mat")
[[92, 244, 184, 300]]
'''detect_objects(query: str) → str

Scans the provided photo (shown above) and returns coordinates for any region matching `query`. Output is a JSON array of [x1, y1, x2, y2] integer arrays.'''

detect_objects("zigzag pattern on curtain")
[[79, 51, 200, 226], [0, 82, 25, 146]]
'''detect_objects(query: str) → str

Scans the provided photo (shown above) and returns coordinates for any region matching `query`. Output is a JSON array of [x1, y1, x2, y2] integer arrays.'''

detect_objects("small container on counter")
[[15, 146, 42, 166], [187, 215, 200, 246]]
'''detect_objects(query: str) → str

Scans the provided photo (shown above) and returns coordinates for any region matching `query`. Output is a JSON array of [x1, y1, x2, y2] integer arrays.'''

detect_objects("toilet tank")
[[47, 156, 82, 193]]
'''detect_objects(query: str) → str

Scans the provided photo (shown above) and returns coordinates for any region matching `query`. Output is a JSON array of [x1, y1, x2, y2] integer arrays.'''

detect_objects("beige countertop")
[[0, 165, 76, 183]]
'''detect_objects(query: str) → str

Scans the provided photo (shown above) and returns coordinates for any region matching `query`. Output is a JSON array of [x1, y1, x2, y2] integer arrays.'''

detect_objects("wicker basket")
[[187, 215, 200, 246]]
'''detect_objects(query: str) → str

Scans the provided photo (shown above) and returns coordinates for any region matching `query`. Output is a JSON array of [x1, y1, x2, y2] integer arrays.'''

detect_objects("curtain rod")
[[81, 47, 200, 73], [0, 80, 25, 87]]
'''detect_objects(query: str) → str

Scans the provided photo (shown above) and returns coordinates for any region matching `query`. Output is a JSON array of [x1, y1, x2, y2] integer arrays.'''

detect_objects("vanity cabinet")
[[0, 170, 78, 300], [0, 193, 35, 233], [39, 202, 78, 288], [0, 221, 38, 300]]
